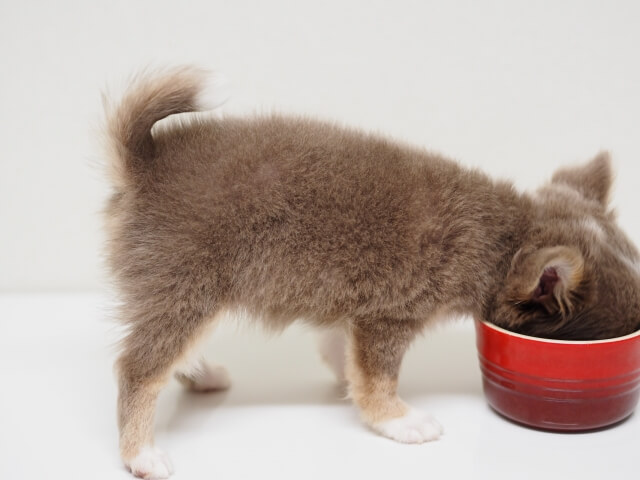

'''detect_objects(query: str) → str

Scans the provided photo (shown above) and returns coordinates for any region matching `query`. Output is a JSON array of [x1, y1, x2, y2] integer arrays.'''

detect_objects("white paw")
[[177, 361, 231, 392], [127, 446, 173, 479], [373, 408, 443, 444], [191, 363, 231, 391]]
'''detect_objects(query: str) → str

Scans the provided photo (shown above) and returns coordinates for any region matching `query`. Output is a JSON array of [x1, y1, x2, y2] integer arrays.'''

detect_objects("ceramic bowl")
[[475, 319, 640, 431]]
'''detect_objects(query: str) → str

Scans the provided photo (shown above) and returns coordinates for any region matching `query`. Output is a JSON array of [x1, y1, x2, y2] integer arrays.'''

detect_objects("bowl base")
[[483, 377, 640, 432], [487, 403, 635, 433]]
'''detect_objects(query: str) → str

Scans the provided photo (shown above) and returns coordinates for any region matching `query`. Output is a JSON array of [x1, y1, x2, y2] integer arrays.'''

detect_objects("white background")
[[1, 0, 640, 291], [1, 2, 639, 479]]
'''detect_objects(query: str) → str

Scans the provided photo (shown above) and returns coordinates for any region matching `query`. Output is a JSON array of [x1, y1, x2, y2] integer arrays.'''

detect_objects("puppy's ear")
[[509, 246, 585, 316], [551, 151, 613, 206]]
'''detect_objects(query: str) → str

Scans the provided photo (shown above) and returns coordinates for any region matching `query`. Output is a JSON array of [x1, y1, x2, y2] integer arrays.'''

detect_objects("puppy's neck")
[[414, 162, 534, 318]]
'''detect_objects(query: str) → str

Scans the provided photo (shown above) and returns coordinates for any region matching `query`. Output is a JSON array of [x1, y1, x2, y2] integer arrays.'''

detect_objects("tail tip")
[[195, 71, 232, 111]]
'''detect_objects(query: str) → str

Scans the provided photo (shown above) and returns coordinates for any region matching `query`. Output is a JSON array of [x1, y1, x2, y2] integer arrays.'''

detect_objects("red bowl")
[[475, 319, 640, 431]]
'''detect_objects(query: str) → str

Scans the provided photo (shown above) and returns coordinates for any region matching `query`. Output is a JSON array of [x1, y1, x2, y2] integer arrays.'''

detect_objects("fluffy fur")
[[103, 67, 640, 478]]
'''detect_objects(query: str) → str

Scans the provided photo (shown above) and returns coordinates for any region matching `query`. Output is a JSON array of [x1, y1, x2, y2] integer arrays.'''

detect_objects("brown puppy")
[[103, 67, 640, 478]]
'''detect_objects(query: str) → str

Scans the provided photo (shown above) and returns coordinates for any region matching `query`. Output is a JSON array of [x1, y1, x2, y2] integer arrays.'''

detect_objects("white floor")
[[0, 293, 637, 479]]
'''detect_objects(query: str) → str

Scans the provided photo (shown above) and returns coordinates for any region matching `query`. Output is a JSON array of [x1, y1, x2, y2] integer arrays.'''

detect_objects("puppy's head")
[[487, 152, 640, 340]]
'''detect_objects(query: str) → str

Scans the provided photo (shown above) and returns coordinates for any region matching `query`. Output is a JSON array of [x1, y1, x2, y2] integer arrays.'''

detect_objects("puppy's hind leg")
[[116, 301, 219, 479], [317, 327, 348, 385], [346, 318, 443, 444]]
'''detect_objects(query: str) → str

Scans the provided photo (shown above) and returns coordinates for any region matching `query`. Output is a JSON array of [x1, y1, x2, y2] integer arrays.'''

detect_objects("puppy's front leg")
[[346, 319, 443, 443]]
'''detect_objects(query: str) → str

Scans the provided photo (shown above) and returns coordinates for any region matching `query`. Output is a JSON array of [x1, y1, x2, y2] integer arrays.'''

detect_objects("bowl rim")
[[477, 319, 640, 345]]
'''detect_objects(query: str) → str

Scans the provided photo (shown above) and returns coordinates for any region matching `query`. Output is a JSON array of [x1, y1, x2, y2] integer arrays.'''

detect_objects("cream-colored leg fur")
[[317, 327, 348, 384], [345, 323, 443, 444]]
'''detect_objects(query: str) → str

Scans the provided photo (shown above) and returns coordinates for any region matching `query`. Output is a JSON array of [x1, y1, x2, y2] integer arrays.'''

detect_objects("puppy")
[[103, 67, 640, 479]]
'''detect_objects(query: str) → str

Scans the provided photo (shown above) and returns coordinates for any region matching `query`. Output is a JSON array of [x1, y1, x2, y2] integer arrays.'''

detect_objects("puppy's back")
[[104, 68, 523, 329]]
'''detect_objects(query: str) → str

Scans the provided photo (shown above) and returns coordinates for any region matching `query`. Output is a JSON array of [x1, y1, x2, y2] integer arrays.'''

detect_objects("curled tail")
[[103, 66, 229, 189]]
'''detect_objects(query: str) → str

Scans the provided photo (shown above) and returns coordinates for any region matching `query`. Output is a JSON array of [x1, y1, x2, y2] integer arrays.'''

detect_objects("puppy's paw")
[[126, 446, 173, 479], [372, 408, 443, 444], [176, 362, 231, 393]]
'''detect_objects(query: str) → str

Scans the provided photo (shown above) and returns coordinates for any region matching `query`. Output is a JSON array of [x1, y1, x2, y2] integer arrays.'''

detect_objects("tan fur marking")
[[518, 246, 584, 299], [345, 333, 410, 425], [118, 379, 165, 461], [349, 375, 409, 424]]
